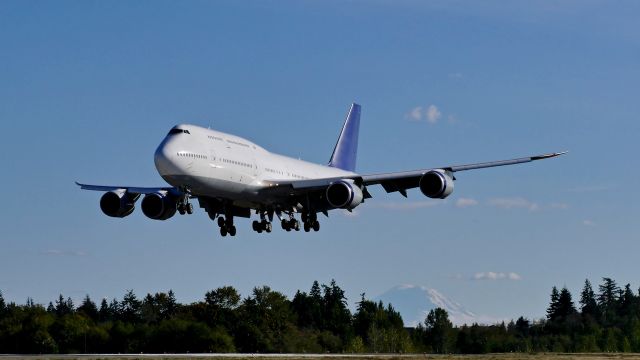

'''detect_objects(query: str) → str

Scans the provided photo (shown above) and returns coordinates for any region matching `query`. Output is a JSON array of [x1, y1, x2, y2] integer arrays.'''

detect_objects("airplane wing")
[[361, 151, 567, 195], [259, 151, 566, 197], [75, 182, 179, 195]]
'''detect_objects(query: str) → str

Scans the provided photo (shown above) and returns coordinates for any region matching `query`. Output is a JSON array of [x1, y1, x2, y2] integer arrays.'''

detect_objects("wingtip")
[[531, 151, 568, 161]]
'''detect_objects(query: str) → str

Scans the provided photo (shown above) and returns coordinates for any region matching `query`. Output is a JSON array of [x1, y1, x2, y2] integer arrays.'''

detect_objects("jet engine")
[[100, 190, 139, 218], [419, 170, 454, 199], [326, 180, 364, 209], [141, 192, 177, 220]]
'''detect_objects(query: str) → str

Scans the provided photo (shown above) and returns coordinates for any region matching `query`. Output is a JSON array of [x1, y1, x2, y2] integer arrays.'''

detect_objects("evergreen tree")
[[557, 287, 577, 318], [546, 286, 561, 321], [77, 295, 99, 321], [598, 277, 620, 326], [98, 298, 110, 321], [54, 294, 74, 316], [579, 279, 598, 318], [120, 290, 141, 323]]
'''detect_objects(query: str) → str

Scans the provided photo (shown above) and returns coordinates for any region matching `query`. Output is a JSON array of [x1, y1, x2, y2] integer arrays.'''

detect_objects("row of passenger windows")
[[221, 158, 253, 168], [207, 135, 224, 141], [177, 152, 206, 159]]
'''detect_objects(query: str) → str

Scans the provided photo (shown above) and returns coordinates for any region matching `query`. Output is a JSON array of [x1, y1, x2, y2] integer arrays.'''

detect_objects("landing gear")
[[177, 187, 194, 215], [252, 220, 272, 233], [302, 212, 320, 232], [218, 216, 236, 237], [281, 216, 300, 232]]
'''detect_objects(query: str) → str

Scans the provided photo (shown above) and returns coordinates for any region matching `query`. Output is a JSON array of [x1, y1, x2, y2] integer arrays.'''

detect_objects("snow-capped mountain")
[[375, 284, 501, 327]]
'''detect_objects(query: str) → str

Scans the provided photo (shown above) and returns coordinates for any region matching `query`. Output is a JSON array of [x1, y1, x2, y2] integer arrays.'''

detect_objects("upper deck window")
[[168, 128, 190, 135]]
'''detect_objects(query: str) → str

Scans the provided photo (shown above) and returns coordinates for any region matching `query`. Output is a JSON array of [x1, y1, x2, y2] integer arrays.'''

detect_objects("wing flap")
[[75, 182, 176, 195]]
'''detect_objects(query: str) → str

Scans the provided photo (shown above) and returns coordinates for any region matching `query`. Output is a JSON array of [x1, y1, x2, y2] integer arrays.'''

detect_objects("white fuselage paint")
[[154, 124, 355, 206]]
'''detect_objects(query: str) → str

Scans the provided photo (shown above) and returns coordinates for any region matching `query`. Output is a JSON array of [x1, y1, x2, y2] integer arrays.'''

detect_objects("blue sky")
[[1, 0, 639, 322]]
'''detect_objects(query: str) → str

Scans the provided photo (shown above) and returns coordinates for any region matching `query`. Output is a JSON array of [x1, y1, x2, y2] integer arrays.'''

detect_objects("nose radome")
[[154, 141, 179, 176]]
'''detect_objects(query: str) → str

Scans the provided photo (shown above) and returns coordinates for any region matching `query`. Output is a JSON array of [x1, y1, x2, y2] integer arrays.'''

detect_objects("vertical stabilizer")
[[328, 103, 361, 172]]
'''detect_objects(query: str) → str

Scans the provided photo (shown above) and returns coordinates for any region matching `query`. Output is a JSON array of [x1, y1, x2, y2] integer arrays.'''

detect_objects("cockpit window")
[[168, 128, 190, 135]]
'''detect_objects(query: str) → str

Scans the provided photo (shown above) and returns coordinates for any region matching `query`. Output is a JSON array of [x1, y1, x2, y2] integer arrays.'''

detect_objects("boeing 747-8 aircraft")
[[78, 103, 565, 236]]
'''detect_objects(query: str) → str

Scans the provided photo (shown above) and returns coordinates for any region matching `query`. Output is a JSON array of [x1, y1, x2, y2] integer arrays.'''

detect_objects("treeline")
[[411, 277, 640, 353], [0, 280, 410, 354], [1, 278, 639, 354]]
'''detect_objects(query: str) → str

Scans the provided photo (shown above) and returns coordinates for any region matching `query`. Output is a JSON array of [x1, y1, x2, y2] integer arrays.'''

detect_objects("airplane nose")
[[154, 141, 178, 175]]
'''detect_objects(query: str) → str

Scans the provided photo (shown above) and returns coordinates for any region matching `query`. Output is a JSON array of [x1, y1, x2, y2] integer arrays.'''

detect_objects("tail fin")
[[328, 103, 361, 172]]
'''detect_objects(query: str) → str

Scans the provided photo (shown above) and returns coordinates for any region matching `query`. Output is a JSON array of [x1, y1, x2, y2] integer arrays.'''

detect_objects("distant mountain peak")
[[375, 284, 497, 327]]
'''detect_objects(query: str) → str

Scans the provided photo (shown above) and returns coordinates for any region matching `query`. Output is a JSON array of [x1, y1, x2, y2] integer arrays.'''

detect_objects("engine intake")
[[419, 170, 454, 199], [326, 180, 364, 209], [100, 191, 139, 218], [141, 192, 177, 220]]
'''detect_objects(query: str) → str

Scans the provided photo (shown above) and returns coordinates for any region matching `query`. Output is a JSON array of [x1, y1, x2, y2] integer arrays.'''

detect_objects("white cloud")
[[456, 198, 478, 208], [408, 106, 423, 121], [488, 197, 538, 211], [583, 219, 596, 227], [473, 272, 522, 281], [426, 104, 442, 124], [407, 104, 442, 124]]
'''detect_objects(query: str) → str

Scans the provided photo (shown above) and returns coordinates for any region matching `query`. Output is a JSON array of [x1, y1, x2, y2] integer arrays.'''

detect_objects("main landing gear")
[[177, 187, 193, 215], [302, 212, 320, 232], [281, 216, 300, 232], [177, 201, 193, 215], [218, 216, 236, 237]]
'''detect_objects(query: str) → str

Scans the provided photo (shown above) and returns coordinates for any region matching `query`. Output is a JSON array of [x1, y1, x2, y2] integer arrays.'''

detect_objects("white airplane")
[[78, 103, 565, 236]]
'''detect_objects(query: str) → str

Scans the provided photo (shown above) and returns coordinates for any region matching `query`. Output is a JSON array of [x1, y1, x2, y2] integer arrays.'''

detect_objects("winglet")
[[328, 103, 361, 172], [531, 151, 568, 161]]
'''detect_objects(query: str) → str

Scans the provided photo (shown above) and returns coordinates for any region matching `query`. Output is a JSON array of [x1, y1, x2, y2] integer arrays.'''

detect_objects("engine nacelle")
[[326, 180, 364, 209], [100, 190, 139, 218], [419, 170, 454, 199], [141, 192, 177, 220]]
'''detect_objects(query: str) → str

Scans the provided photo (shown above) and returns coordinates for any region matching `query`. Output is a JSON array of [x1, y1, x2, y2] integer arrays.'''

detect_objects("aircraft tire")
[[220, 227, 227, 237], [312, 221, 320, 232], [229, 226, 237, 236], [186, 203, 193, 214]]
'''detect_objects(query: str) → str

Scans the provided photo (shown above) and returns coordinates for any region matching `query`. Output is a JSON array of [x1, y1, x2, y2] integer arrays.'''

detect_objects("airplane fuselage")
[[154, 124, 355, 208]]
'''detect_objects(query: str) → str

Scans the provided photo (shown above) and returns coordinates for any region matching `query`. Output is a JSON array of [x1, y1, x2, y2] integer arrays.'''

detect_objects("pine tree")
[[580, 279, 598, 317], [546, 286, 560, 321], [77, 295, 99, 321], [98, 298, 110, 321], [557, 287, 577, 318], [598, 277, 620, 326]]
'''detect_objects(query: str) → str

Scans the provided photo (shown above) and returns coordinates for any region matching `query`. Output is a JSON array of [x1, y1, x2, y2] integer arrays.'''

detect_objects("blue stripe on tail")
[[328, 103, 361, 172]]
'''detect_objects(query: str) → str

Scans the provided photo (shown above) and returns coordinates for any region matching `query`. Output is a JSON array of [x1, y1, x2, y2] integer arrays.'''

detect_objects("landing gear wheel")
[[252, 221, 260, 232], [229, 226, 237, 237], [178, 206, 186, 215], [281, 219, 289, 230], [265, 222, 272, 233], [304, 222, 310, 232], [220, 227, 228, 237], [312, 221, 320, 232], [186, 203, 193, 214], [293, 220, 300, 231], [218, 217, 226, 228]]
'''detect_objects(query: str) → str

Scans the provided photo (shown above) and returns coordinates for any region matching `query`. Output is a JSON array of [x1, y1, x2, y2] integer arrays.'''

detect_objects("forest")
[[1, 277, 639, 354]]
